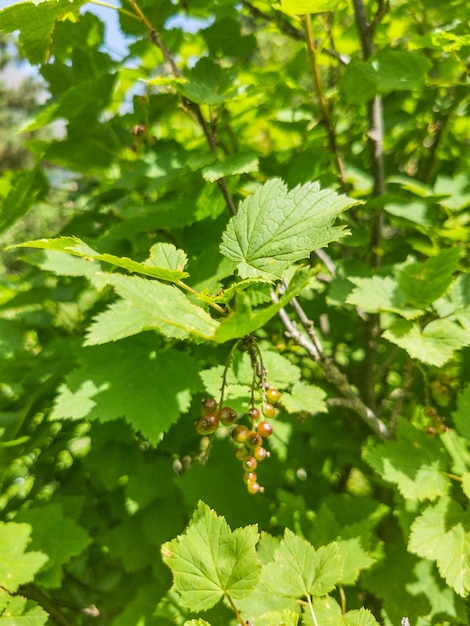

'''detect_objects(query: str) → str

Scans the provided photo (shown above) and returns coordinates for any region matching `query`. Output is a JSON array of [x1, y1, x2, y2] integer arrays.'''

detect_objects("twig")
[[274, 297, 391, 439], [19, 585, 71, 626], [303, 14, 347, 192], [125, 0, 237, 217]]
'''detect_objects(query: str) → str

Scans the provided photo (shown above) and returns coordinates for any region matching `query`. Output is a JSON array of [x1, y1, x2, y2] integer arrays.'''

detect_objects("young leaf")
[[0, 588, 48, 625], [0, 522, 48, 593], [408, 497, 470, 597], [363, 419, 450, 501], [396, 247, 461, 308], [281, 0, 339, 16], [12, 237, 189, 282], [84, 274, 218, 344], [161, 501, 260, 612], [346, 276, 421, 319], [261, 529, 341, 599], [14, 504, 91, 588], [220, 178, 356, 281], [382, 318, 470, 366]]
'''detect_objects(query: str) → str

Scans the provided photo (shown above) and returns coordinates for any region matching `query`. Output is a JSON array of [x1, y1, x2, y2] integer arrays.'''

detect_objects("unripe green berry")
[[253, 446, 269, 461], [243, 456, 257, 471], [247, 480, 264, 494], [219, 406, 238, 426], [262, 402, 276, 419], [266, 388, 281, 405], [231, 425, 250, 443]]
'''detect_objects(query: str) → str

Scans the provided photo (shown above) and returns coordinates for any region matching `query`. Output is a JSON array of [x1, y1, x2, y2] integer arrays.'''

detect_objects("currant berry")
[[257, 421, 273, 437], [262, 402, 276, 419], [247, 480, 264, 494], [219, 406, 238, 426], [248, 407, 261, 421], [243, 456, 257, 471], [246, 431, 263, 449], [231, 425, 250, 443], [195, 413, 219, 434], [243, 471, 257, 483], [253, 446, 269, 461], [235, 448, 249, 461], [201, 397, 218, 415], [266, 388, 281, 404]]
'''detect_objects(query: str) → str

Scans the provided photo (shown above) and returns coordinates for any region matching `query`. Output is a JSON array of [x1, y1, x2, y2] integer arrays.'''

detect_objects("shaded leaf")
[[408, 497, 470, 597], [363, 419, 450, 501], [202, 152, 259, 182], [14, 504, 90, 588], [50, 340, 201, 446], [0, 523, 48, 593]]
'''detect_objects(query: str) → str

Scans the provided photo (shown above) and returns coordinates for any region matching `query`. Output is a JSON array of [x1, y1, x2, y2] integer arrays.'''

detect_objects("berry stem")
[[225, 593, 247, 626], [219, 338, 243, 410]]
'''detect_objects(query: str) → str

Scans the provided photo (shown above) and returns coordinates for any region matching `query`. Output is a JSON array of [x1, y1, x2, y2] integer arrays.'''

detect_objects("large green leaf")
[[382, 318, 470, 366], [0, 523, 48, 593], [162, 502, 260, 612], [85, 274, 219, 344], [346, 276, 421, 319], [408, 497, 470, 597], [261, 529, 342, 598], [12, 237, 189, 282], [50, 340, 201, 445], [0, 0, 86, 63], [220, 179, 356, 281], [363, 420, 450, 501]]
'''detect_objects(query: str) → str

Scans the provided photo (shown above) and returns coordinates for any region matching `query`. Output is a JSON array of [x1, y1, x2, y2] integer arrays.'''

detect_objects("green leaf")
[[280, 0, 339, 15], [220, 179, 355, 281], [408, 497, 470, 597], [161, 501, 260, 612], [346, 276, 421, 319], [0, 0, 86, 64], [281, 381, 327, 414], [84, 274, 219, 344], [50, 340, 201, 446], [396, 247, 461, 308], [0, 169, 48, 236], [262, 529, 341, 598], [363, 419, 450, 501], [382, 318, 470, 366], [373, 49, 432, 92], [336, 538, 375, 585], [11, 237, 189, 282], [0, 522, 48, 593], [202, 152, 259, 182], [0, 588, 48, 625], [214, 268, 313, 342], [340, 60, 377, 104], [175, 58, 238, 105], [259, 609, 299, 626], [14, 504, 91, 588], [184, 620, 212, 626], [453, 385, 470, 441]]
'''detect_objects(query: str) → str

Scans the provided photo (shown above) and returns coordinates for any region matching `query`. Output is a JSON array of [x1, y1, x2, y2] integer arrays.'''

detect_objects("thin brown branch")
[[303, 14, 348, 192], [19, 585, 71, 626], [126, 0, 237, 217], [274, 295, 391, 439]]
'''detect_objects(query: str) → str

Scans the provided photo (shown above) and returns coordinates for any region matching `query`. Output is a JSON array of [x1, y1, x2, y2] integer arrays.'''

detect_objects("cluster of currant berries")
[[194, 388, 281, 494]]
